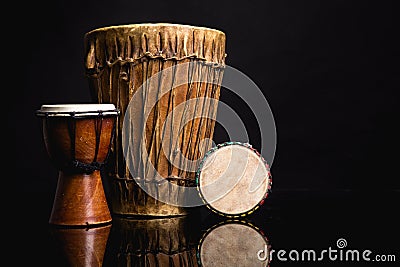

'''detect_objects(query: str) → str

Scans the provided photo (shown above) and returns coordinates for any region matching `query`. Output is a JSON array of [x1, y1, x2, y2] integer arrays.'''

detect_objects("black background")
[[16, 0, 399, 193], [11, 0, 399, 265]]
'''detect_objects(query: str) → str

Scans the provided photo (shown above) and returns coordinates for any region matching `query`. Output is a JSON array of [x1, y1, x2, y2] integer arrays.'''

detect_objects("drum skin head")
[[196, 142, 272, 217], [197, 221, 270, 266], [36, 103, 119, 117]]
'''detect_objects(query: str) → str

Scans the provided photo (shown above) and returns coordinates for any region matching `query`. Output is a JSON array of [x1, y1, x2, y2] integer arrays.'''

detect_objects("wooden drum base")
[[49, 171, 112, 226]]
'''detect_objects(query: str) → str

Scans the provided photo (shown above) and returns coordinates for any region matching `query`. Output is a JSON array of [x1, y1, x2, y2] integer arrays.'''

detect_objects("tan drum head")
[[36, 103, 119, 117], [196, 142, 272, 217], [197, 221, 270, 266]]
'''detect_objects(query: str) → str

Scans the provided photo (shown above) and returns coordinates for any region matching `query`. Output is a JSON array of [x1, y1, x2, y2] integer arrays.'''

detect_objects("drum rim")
[[197, 220, 270, 266], [35, 103, 120, 117], [85, 22, 225, 37], [195, 141, 272, 218]]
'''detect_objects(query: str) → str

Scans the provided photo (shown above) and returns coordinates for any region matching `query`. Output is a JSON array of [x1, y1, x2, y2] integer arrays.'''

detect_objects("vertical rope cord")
[[67, 112, 77, 163], [93, 111, 104, 163]]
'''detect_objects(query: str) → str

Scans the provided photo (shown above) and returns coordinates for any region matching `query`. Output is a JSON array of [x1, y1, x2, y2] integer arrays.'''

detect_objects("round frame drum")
[[196, 142, 272, 218], [36, 103, 119, 226]]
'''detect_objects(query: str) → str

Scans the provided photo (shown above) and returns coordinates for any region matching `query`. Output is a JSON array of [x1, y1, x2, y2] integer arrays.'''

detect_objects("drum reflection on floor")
[[197, 220, 271, 267], [49, 224, 112, 267], [103, 216, 198, 266]]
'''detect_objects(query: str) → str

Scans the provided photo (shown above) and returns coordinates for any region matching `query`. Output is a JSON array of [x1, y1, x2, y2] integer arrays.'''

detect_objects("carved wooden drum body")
[[84, 23, 226, 216], [36, 103, 119, 226]]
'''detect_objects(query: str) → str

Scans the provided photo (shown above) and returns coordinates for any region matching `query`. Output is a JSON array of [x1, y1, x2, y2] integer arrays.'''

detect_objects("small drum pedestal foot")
[[49, 170, 112, 227]]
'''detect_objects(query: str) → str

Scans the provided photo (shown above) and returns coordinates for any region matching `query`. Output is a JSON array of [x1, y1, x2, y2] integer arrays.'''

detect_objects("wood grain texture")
[[40, 115, 117, 226], [84, 23, 226, 216]]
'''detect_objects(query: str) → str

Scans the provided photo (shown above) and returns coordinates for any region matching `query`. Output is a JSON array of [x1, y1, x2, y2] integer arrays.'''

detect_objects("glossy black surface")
[[19, 188, 399, 266]]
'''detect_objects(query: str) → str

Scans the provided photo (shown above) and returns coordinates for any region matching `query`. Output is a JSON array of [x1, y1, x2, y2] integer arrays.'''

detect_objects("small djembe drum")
[[84, 23, 226, 216], [196, 142, 272, 218], [197, 221, 271, 266], [36, 103, 119, 226]]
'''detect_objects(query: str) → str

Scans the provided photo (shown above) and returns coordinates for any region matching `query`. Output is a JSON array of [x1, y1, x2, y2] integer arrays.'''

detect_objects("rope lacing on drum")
[[66, 110, 105, 174], [71, 160, 104, 173], [37, 107, 119, 175]]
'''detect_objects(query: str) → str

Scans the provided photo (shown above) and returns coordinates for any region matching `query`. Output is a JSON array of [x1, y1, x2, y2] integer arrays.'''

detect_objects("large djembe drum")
[[84, 23, 226, 216]]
